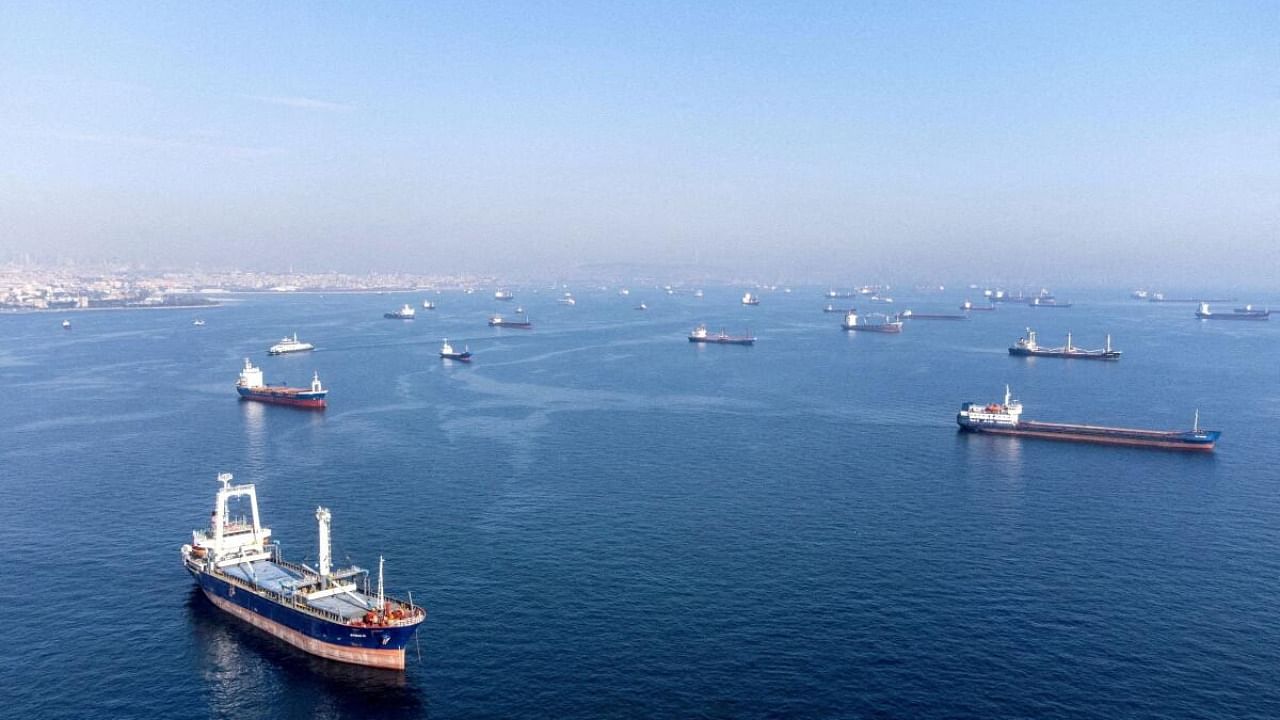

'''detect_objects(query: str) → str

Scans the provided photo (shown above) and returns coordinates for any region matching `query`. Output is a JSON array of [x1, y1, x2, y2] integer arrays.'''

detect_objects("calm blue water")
[[3, 288, 1279, 719]]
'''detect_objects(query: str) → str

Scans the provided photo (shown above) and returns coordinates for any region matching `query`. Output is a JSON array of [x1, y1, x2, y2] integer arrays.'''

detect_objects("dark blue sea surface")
[[3, 288, 1279, 719]]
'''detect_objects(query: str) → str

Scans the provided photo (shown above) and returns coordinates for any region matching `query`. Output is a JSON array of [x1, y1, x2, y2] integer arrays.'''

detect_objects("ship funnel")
[[316, 506, 332, 578]]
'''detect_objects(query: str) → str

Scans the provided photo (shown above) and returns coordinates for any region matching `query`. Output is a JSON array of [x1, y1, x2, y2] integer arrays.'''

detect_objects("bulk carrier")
[[957, 387, 1219, 451], [182, 474, 426, 669]]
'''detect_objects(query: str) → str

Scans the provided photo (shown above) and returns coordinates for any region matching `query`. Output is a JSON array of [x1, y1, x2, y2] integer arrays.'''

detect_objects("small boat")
[[635, 302, 648, 311], [826, 290, 854, 299], [514, 305, 525, 314], [841, 310, 903, 333], [823, 304, 851, 313], [494, 289, 515, 301], [558, 293, 576, 306], [1131, 289, 1150, 300], [268, 333, 314, 355], [1197, 302, 1269, 320], [192, 319, 206, 327], [421, 300, 436, 310], [960, 300, 996, 312], [688, 324, 754, 345], [741, 292, 760, 306], [869, 295, 894, 304], [384, 304, 416, 320], [1009, 328, 1120, 360], [489, 314, 532, 329], [439, 338, 472, 362], [62, 319, 71, 330], [693, 289, 704, 298], [618, 288, 630, 297]]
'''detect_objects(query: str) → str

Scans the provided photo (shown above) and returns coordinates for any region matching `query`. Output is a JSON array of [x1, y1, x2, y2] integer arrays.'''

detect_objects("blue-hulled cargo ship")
[[181, 474, 426, 669], [957, 387, 1219, 451], [1196, 303, 1270, 321]]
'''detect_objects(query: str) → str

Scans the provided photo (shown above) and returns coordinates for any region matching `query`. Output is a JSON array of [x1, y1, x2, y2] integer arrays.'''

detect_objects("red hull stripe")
[[242, 397, 326, 408], [204, 590, 406, 669], [976, 428, 1214, 451]]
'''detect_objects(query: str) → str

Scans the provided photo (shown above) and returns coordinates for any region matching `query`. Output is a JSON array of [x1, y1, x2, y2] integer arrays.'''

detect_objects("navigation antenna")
[[377, 555, 385, 611]]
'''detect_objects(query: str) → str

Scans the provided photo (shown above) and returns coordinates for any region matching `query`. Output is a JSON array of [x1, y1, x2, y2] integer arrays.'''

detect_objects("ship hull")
[[689, 337, 754, 345], [440, 353, 472, 361], [842, 324, 902, 333], [237, 387, 327, 408], [1008, 348, 1121, 360], [1196, 313, 1269, 321], [189, 567, 419, 669], [384, 314, 415, 320], [489, 322, 531, 328], [958, 418, 1218, 451]]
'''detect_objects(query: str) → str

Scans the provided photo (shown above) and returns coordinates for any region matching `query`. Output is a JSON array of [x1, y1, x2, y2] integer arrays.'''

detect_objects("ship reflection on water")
[[957, 429, 1024, 480], [185, 589, 426, 716]]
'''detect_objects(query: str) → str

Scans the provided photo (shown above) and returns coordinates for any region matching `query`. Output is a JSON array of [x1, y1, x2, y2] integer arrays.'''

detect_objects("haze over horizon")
[[2, 3, 1276, 286]]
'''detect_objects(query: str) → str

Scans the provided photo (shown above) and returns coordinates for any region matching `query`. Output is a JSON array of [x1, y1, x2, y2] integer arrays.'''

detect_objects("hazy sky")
[[2, 2, 1276, 284]]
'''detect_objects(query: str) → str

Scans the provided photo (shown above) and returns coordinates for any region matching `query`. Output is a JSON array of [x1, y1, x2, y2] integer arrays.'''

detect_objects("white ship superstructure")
[[956, 386, 1023, 428]]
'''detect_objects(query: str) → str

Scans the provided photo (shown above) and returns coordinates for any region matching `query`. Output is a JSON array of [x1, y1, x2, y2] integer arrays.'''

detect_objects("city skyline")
[[2, 2, 1276, 286]]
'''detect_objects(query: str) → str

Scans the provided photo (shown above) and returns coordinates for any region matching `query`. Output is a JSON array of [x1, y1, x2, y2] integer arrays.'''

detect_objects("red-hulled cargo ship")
[[957, 387, 1220, 451], [236, 358, 328, 408]]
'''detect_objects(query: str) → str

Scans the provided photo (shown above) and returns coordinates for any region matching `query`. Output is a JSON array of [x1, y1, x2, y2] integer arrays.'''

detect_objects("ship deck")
[[221, 560, 373, 621]]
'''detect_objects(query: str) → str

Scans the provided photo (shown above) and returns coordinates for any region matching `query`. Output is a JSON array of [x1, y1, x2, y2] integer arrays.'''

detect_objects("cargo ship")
[[688, 324, 754, 345], [960, 300, 996, 312], [268, 333, 314, 355], [901, 309, 967, 320], [841, 310, 903, 333], [384, 304, 416, 320], [956, 387, 1219, 451], [181, 473, 426, 669], [1009, 329, 1120, 360], [1149, 293, 1236, 303], [741, 292, 760, 306], [488, 313, 532, 329], [236, 359, 328, 408], [1197, 303, 1269, 321], [826, 290, 854, 299], [439, 338, 472, 362], [1233, 304, 1270, 317], [1029, 297, 1072, 308], [823, 304, 851, 313], [421, 300, 436, 310], [494, 289, 515, 301]]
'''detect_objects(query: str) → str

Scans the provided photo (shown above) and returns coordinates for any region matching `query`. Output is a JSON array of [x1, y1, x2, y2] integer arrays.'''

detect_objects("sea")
[[3, 287, 1279, 719]]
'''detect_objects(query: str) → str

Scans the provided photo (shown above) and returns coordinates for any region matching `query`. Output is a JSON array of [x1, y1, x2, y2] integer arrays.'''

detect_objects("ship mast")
[[378, 555, 385, 609], [1194, 409, 1200, 433], [1105, 334, 1111, 353], [316, 506, 332, 582]]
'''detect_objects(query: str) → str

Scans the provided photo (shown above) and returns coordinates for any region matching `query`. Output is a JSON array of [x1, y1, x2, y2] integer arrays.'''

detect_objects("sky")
[[1, 2, 1276, 285]]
